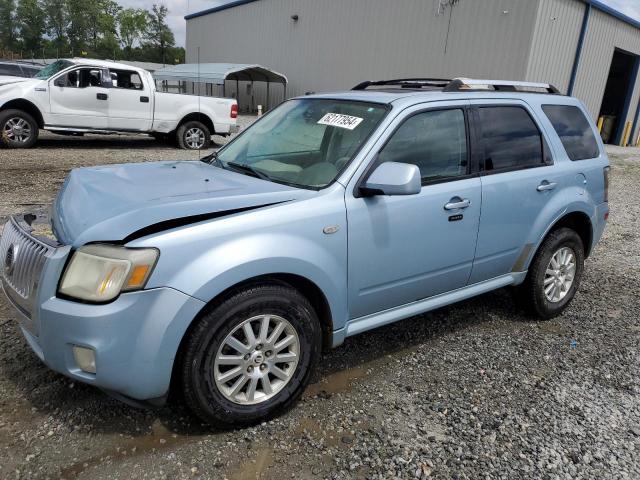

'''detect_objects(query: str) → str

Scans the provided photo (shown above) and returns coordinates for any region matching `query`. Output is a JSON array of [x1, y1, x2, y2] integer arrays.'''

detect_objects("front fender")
[[133, 192, 349, 332], [186, 233, 348, 328]]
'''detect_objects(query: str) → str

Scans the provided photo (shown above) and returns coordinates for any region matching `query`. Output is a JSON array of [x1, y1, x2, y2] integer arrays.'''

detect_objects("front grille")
[[0, 217, 55, 318]]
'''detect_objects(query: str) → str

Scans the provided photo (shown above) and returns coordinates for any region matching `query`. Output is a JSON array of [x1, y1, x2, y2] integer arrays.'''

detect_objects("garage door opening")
[[598, 49, 639, 144]]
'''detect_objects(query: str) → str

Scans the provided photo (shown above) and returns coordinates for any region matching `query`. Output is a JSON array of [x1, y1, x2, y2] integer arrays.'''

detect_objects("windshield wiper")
[[200, 151, 222, 166], [226, 162, 271, 181]]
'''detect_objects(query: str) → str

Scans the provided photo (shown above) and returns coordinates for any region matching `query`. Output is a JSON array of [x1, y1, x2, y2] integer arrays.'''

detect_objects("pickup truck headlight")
[[59, 245, 159, 302]]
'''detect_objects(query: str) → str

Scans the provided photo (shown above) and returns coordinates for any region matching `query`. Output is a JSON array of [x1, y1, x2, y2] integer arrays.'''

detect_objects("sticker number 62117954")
[[317, 113, 364, 130]]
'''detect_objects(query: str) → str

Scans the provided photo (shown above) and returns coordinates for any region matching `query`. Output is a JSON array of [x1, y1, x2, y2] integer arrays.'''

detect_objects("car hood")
[[0, 75, 30, 86], [52, 160, 311, 246]]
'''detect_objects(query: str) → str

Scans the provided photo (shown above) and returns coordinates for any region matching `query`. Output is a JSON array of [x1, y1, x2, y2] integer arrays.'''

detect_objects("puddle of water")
[[304, 365, 368, 398], [59, 419, 195, 479]]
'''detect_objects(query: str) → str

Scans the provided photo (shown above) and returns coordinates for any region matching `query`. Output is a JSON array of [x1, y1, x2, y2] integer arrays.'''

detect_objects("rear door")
[[468, 100, 559, 283], [49, 67, 110, 129], [107, 69, 152, 131]]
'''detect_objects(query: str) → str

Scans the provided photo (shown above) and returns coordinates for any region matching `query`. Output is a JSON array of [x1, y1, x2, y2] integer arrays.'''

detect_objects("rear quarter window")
[[542, 105, 600, 161]]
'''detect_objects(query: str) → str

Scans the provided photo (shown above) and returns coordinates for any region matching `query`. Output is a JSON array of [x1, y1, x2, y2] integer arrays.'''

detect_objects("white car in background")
[[0, 58, 238, 149]]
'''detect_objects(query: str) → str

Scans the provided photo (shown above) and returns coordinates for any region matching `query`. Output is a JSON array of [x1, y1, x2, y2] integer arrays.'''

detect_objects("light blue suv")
[[0, 78, 609, 426]]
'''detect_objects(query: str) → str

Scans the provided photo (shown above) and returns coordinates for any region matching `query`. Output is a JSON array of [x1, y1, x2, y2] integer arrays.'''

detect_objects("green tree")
[[42, 0, 67, 53], [87, 0, 121, 53], [0, 0, 17, 52], [144, 4, 174, 64], [16, 0, 46, 55], [118, 7, 148, 58], [66, 0, 90, 55]]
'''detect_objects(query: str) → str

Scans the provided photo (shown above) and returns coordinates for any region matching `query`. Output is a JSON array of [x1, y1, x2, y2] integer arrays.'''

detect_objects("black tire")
[[518, 227, 585, 320], [0, 109, 39, 148], [181, 283, 321, 427], [176, 120, 211, 150]]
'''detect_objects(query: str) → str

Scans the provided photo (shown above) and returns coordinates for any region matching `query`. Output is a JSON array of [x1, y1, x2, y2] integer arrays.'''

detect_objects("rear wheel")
[[181, 284, 321, 427], [518, 227, 585, 319], [176, 120, 211, 150], [0, 109, 39, 148]]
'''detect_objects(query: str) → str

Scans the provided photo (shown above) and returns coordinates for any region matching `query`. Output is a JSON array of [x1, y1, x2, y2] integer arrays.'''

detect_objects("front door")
[[346, 102, 481, 319], [49, 67, 109, 129]]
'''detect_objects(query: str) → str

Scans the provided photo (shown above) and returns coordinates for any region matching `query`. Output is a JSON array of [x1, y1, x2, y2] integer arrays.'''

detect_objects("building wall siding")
[[187, 0, 640, 143], [186, 0, 538, 108], [571, 7, 640, 142], [525, 0, 584, 94]]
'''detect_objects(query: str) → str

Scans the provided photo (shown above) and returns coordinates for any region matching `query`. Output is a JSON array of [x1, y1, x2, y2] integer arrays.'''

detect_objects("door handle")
[[444, 198, 471, 210], [140, 96, 149, 103], [96, 93, 108, 100], [537, 181, 557, 192]]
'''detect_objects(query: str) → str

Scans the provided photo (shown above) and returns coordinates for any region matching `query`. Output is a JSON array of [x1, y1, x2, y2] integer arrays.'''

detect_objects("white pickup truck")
[[0, 58, 238, 150]]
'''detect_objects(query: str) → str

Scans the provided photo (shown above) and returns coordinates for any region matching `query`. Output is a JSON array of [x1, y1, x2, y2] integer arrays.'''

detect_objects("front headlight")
[[59, 245, 159, 302]]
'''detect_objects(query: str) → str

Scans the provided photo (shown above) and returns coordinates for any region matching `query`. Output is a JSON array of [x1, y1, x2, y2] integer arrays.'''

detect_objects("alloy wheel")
[[185, 127, 205, 149], [213, 314, 300, 405], [543, 246, 577, 303], [3, 117, 32, 143]]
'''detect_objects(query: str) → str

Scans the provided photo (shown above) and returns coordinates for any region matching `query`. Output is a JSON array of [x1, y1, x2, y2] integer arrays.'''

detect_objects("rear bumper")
[[4, 285, 205, 401], [214, 122, 239, 135], [591, 202, 609, 253]]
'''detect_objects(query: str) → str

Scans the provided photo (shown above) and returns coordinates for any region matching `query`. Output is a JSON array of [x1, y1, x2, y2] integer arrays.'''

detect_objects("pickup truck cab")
[[0, 78, 609, 427], [0, 58, 238, 149]]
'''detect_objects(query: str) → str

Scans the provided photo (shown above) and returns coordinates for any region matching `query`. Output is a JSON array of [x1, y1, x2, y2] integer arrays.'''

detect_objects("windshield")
[[34, 60, 74, 80], [217, 98, 388, 189]]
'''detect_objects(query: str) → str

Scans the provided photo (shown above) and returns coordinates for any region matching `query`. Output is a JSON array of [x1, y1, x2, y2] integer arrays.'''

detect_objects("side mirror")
[[360, 161, 422, 197], [53, 77, 65, 87]]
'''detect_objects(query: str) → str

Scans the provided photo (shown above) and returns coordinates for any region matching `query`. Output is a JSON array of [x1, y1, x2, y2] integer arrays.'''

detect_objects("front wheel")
[[518, 227, 585, 319], [0, 109, 39, 148], [176, 120, 211, 150], [180, 284, 321, 427]]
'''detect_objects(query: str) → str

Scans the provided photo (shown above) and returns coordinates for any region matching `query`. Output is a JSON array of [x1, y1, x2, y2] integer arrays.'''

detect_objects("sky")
[[119, 0, 640, 48]]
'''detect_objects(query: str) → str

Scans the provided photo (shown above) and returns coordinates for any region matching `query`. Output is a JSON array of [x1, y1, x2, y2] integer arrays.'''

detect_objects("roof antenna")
[[197, 45, 203, 160]]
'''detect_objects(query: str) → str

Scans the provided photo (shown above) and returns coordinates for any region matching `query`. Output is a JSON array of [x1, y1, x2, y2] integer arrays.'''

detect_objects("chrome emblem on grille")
[[4, 243, 18, 277]]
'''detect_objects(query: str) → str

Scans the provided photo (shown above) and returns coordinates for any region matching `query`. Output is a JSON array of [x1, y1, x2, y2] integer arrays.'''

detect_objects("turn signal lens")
[[126, 264, 151, 290], [231, 103, 238, 119]]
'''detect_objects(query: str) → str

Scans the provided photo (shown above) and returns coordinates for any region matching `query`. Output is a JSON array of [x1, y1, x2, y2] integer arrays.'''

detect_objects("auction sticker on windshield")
[[318, 113, 363, 130]]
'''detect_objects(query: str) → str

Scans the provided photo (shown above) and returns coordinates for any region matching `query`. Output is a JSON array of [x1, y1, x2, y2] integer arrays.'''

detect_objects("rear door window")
[[478, 106, 544, 172], [110, 69, 144, 90], [542, 105, 600, 160]]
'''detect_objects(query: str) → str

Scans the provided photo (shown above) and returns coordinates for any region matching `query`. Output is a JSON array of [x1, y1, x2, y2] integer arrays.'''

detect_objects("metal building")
[[186, 0, 640, 145]]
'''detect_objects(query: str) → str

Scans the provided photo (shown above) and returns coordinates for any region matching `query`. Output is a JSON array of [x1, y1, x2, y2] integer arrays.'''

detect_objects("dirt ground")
[[0, 131, 638, 479]]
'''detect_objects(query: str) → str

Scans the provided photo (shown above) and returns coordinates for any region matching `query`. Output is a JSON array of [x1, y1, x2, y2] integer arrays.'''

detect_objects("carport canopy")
[[152, 63, 287, 86]]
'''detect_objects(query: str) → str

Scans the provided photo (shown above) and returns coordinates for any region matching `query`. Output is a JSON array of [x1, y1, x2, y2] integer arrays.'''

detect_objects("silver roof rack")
[[444, 77, 561, 94]]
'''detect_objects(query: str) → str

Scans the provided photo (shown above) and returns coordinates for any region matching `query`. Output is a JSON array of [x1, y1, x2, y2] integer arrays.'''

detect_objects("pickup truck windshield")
[[217, 98, 388, 189], [34, 60, 74, 80]]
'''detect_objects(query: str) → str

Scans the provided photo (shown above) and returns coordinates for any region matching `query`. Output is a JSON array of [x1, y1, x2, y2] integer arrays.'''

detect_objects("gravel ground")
[[0, 131, 638, 479]]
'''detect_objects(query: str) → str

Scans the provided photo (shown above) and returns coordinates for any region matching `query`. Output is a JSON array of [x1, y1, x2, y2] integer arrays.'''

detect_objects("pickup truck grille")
[[0, 217, 55, 321]]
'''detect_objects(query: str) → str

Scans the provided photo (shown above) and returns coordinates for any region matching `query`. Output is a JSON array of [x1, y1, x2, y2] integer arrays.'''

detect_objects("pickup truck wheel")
[[177, 121, 211, 150], [0, 109, 39, 148], [181, 284, 321, 427], [518, 227, 584, 320]]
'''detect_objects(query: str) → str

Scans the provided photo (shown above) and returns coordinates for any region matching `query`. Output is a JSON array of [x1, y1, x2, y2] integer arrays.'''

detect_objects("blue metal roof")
[[587, 0, 640, 30], [185, 0, 640, 31], [185, 0, 259, 20], [153, 62, 287, 84]]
